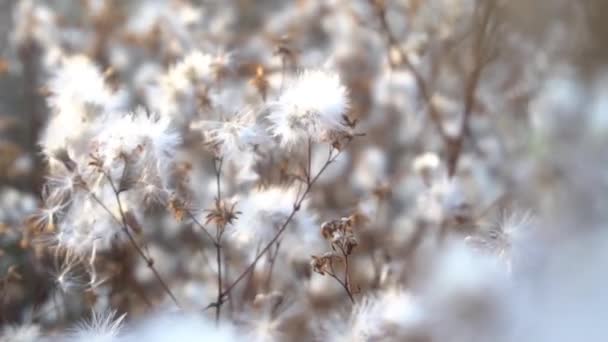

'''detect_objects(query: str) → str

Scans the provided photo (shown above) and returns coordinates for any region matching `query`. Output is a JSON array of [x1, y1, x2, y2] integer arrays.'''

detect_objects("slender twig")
[[337, 244, 356, 303], [215, 237, 223, 325], [224, 250, 234, 317], [327, 251, 355, 304], [188, 211, 216, 245], [343, 250, 352, 298], [328, 272, 354, 303], [213, 157, 225, 325], [93, 173, 181, 307], [306, 138, 312, 184]]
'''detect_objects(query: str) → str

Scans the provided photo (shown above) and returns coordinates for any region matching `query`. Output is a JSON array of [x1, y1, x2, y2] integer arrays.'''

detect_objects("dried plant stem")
[[343, 251, 353, 299], [213, 157, 225, 325], [205, 144, 347, 310], [188, 212, 216, 245], [327, 267, 355, 304], [329, 245, 355, 304], [88, 175, 181, 307], [215, 240, 223, 324], [186, 210, 225, 317], [306, 138, 313, 185]]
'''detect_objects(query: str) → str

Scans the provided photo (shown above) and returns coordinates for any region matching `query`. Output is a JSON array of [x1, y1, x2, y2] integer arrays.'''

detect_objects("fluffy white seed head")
[[268, 69, 349, 148], [53, 193, 129, 256], [191, 108, 269, 160], [91, 108, 181, 190], [41, 55, 126, 157]]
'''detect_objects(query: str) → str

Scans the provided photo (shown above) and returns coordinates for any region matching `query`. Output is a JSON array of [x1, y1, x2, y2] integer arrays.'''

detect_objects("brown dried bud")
[[310, 252, 341, 276]]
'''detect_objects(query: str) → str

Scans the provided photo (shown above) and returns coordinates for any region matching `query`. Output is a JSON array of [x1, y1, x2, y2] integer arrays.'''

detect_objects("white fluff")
[[268, 69, 349, 148]]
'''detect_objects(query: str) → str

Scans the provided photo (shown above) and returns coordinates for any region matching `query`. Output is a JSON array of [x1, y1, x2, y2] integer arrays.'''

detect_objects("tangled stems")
[[204, 142, 351, 312]]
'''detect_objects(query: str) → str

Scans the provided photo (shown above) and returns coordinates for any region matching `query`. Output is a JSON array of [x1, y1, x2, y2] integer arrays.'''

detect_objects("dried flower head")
[[320, 216, 359, 256], [168, 195, 188, 222], [205, 198, 240, 230], [310, 251, 342, 276]]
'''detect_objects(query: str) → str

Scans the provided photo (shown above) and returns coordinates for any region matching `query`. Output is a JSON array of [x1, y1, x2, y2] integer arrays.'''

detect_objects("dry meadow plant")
[[1, 0, 608, 341]]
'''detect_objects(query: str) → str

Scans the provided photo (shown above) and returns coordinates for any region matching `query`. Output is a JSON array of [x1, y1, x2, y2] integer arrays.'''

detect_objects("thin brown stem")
[[328, 258, 355, 304], [102, 174, 181, 307], [215, 240, 222, 325], [306, 138, 312, 184], [343, 252, 352, 297], [187, 211, 217, 245], [213, 156, 225, 325]]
